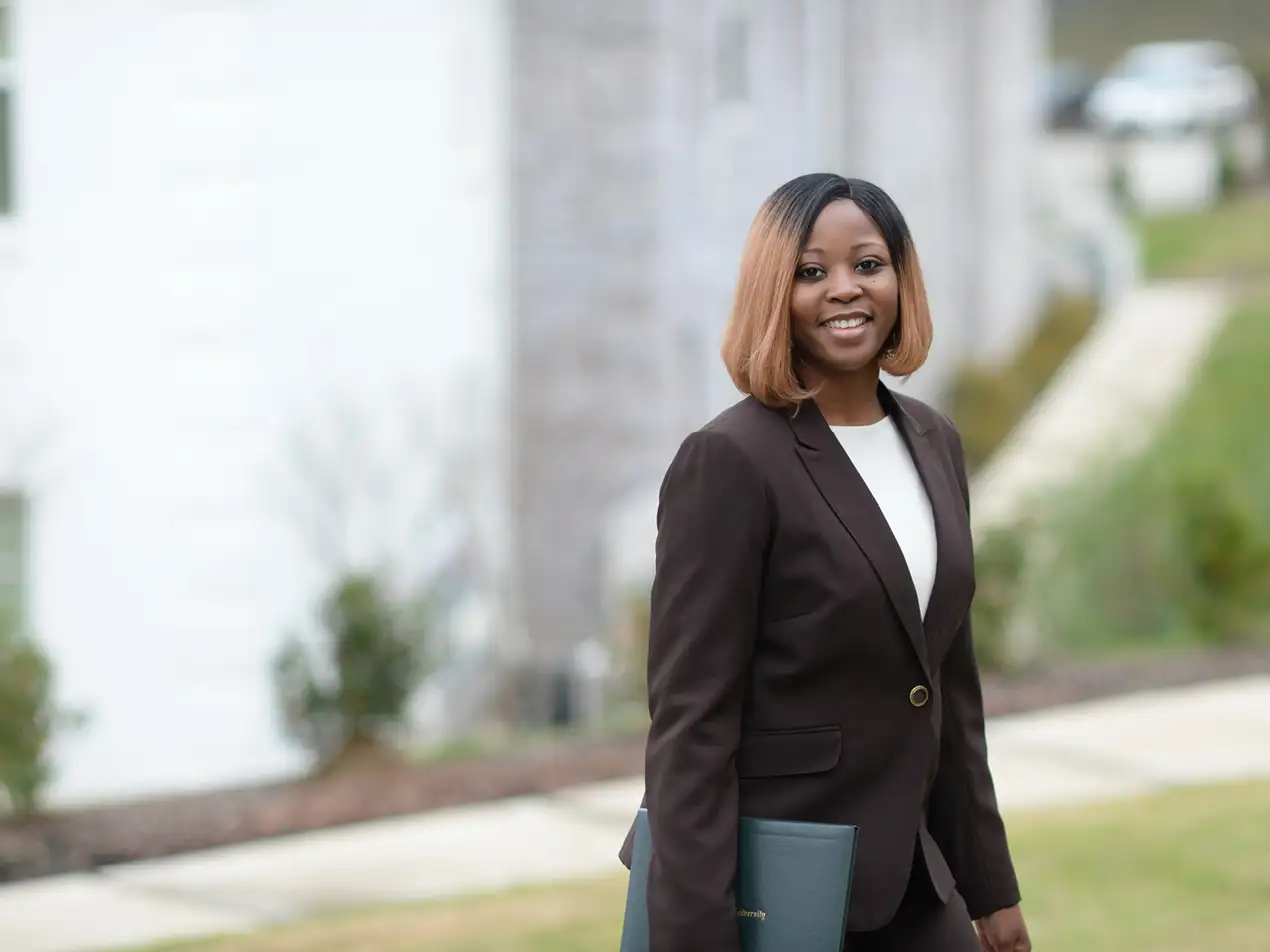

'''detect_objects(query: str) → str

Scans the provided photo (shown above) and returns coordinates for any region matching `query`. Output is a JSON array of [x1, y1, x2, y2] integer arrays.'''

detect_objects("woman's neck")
[[803, 364, 884, 427]]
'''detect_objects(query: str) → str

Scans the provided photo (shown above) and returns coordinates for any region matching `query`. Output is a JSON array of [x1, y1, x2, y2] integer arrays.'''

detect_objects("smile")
[[822, 315, 870, 330]]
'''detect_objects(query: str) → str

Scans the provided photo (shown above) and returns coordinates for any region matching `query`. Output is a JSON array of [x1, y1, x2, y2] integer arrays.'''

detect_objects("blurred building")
[[0, 0, 1048, 802], [512, 0, 1050, 722], [0, 0, 509, 803]]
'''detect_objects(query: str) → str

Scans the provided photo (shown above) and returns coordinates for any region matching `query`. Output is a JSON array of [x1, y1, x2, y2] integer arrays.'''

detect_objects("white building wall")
[[969, 0, 1048, 362], [4, 0, 508, 805]]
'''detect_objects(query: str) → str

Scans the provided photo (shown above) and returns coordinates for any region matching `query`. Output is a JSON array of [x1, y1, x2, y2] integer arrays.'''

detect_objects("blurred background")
[[0, 1, 1268, 951]]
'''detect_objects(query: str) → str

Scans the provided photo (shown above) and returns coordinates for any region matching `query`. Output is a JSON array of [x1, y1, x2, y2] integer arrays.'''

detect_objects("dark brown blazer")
[[618, 384, 1020, 951]]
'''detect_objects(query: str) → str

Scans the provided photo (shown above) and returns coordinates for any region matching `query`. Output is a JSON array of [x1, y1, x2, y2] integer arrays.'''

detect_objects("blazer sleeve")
[[926, 419, 1022, 920], [643, 427, 769, 952]]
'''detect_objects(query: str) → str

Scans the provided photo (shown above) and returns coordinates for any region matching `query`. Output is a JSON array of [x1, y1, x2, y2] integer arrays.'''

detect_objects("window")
[[0, 490, 26, 630], [0, 0, 12, 216], [715, 16, 749, 104]]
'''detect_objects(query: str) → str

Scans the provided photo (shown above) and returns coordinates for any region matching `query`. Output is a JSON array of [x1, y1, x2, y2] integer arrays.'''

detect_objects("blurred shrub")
[[273, 572, 433, 770], [1108, 158, 1131, 211], [1171, 468, 1270, 641], [970, 524, 1032, 673], [611, 584, 651, 708], [1217, 144, 1241, 199], [0, 613, 85, 817], [948, 295, 1098, 474], [1027, 292, 1270, 655], [1034, 465, 1270, 654]]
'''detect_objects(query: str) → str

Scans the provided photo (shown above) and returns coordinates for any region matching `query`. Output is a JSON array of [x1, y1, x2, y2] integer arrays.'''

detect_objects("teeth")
[[825, 317, 868, 329]]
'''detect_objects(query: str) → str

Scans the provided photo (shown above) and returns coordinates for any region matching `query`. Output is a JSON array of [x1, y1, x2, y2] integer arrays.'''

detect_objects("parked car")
[[1084, 41, 1260, 135]]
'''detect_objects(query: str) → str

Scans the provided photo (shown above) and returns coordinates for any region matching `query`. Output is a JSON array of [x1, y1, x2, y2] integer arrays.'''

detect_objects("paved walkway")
[[1, 675, 1268, 952], [970, 280, 1229, 534]]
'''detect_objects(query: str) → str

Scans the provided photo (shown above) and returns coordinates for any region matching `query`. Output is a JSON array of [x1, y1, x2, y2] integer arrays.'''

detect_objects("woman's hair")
[[720, 173, 933, 407]]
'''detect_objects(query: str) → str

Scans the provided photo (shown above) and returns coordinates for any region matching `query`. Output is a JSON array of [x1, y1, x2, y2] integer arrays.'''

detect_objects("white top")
[[830, 416, 938, 619]]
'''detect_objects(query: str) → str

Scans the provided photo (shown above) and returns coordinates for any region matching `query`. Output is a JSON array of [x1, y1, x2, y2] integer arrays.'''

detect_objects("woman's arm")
[[644, 427, 769, 952], [926, 419, 1022, 921], [927, 611, 1021, 918]]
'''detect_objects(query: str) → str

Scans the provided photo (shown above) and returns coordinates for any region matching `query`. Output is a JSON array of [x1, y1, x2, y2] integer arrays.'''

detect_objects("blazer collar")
[[785, 382, 958, 677]]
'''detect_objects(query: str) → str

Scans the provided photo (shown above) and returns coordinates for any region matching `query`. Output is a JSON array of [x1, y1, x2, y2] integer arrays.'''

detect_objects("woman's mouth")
[[822, 314, 872, 338], [823, 315, 870, 330]]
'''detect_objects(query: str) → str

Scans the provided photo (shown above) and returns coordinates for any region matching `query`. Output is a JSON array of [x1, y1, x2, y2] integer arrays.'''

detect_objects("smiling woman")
[[622, 171, 1028, 952], [721, 174, 933, 416]]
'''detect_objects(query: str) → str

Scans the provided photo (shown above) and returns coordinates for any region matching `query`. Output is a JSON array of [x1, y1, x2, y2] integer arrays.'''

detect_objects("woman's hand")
[[975, 904, 1031, 952]]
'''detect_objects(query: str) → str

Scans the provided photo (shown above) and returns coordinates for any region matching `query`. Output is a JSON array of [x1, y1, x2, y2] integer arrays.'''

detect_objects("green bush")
[[948, 295, 1099, 474], [1170, 468, 1270, 642], [969, 524, 1033, 673], [615, 585, 651, 707], [1033, 465, 1270, 654], [273, 572, 434, 770], [1108, 158, 1131, 211], [1026, 293, 1270, 656], [0, 614, 84, 817], [1217, 142, 1241, 200]]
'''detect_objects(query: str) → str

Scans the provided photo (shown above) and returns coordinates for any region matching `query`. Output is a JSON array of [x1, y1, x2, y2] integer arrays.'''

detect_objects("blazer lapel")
[[881, 389, 967, 648], [787, 394, 930, 677]]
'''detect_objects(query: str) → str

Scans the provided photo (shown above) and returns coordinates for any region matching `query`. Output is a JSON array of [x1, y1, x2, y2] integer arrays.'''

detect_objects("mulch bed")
[[3, 645, 1269, 886]]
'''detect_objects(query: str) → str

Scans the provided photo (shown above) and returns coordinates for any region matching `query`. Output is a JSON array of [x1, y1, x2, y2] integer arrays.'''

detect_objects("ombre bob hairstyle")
[[721, 173, 933, 408]]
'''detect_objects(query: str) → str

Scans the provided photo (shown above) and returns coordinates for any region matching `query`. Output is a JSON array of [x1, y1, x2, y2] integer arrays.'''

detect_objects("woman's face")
[[789, 199, 900, 379]]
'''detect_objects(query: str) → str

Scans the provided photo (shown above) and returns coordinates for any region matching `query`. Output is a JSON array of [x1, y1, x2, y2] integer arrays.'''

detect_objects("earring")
[[881, 322, 901, 361]]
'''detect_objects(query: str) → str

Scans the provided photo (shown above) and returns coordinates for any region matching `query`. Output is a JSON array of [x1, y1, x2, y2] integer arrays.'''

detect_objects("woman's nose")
[[828, 270, 862, 301]]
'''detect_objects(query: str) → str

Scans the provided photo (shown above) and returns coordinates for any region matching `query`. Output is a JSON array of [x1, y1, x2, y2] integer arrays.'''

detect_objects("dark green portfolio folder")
[[619, 808, 859, 951]]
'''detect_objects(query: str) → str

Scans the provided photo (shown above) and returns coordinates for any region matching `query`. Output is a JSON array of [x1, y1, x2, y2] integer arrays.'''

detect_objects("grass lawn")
[[1137, 190, 1270, 282], [129, 780, 1270, 952]]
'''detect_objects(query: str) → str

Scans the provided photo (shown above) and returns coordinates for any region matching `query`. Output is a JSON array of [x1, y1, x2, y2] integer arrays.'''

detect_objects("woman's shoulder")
[[889, 391, 969, 492], [660, 396, 786, 486], [890, 391, 962, 447], [692, 395, 790, 456]]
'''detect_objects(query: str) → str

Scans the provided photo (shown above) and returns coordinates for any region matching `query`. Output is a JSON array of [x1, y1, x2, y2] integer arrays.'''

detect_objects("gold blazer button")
[[909, 685, 930, 707]]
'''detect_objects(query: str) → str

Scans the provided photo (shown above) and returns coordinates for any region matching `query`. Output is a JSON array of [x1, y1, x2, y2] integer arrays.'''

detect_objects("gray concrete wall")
[[839, 0, 977, 405], [507, 1, 669, 713]]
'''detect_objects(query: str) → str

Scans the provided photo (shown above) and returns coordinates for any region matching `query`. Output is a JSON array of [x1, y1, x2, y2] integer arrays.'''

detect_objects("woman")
[[618, 173, 1031, 952]]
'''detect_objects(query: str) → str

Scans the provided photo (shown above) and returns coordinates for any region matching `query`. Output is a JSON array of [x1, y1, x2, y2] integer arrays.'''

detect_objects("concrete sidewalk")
[[1, 676, 1268, 952], [971, 280, 1229, 534]]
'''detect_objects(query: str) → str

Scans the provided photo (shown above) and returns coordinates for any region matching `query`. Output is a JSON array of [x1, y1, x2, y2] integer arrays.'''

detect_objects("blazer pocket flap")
[[736, 726, 842, 779]]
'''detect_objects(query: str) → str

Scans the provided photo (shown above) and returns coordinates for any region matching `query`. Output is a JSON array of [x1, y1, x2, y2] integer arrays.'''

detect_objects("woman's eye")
[[798, 265, 826, 280], [856, 259, 883, 273]]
